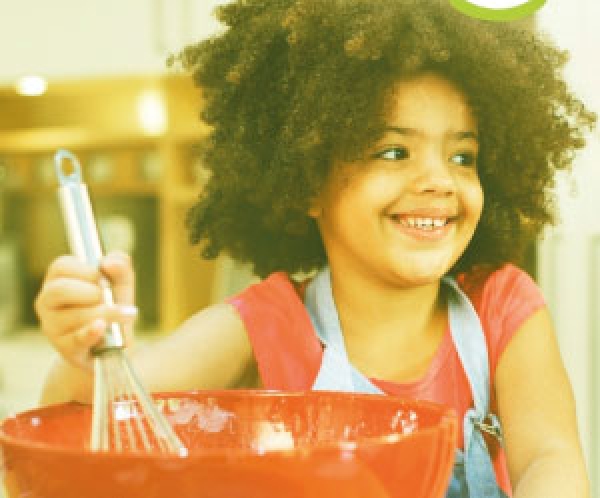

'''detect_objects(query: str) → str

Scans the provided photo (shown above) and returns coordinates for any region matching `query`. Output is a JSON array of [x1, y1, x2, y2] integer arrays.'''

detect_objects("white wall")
[[0, 0, 229, 84], [536, 0, 600, 494]]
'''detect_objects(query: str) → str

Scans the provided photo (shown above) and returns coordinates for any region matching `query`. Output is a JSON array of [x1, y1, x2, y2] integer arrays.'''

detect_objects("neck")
[[327, 263, 445, 347]]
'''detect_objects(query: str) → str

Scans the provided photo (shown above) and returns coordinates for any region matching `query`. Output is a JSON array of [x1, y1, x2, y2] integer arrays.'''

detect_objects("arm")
[[130, 302, 256, 393], [495, 307, 589, 498]]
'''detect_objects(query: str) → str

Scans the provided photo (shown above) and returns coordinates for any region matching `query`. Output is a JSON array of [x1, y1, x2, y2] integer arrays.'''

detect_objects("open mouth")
[[388, 215, 455, 231]]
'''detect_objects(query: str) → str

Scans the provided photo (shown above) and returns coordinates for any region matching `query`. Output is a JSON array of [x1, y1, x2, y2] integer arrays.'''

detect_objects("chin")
[[390, 257, 455, 286], [401, 271, 444, 287]]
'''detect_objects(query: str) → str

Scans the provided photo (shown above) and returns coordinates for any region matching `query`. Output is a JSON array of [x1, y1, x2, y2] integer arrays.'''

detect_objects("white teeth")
[[395, 216, 449, 230]]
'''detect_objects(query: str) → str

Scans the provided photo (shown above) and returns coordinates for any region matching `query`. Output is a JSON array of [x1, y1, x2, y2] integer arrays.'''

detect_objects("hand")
[[35, 251, 138, 371]]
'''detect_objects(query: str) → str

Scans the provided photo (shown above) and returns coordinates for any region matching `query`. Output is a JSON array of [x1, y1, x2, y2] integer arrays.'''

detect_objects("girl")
[[35, 1, 596, 497]]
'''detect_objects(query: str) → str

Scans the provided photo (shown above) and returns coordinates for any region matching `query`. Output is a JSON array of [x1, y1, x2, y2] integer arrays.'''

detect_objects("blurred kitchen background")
[[0, 0, 598, 495]]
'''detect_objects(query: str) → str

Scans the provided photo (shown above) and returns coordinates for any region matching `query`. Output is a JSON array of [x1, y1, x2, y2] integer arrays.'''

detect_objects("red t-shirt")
[[228, 264, 546, 496]]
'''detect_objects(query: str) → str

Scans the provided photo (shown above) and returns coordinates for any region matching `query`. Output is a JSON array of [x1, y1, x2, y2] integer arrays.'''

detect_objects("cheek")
[[331, 173, 392, 214], [463, 180, 484, 222]]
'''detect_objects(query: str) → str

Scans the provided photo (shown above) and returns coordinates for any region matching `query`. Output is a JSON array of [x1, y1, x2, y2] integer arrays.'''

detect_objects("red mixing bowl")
[[0, 390, 456, 498]]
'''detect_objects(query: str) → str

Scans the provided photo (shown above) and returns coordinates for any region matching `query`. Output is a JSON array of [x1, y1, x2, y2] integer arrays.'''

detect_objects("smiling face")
[[310, 73, 484, 288]]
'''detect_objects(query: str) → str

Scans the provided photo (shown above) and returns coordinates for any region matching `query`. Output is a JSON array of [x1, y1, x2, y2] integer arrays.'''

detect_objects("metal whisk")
[[54, 149, 187, 456]]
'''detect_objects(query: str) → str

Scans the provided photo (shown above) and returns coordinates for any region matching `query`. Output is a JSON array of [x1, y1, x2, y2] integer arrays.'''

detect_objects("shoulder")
[[225, 271, 315, 340], [224, 272, 321, 390], [458, 263, 545, 314], [457, 264, 547, 377], [227, 272, 303, 315]]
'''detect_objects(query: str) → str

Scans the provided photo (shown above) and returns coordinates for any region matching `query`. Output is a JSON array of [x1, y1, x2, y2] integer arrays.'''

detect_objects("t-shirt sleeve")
[[477, 264, 547, 377], [226, 273, 322, 390]]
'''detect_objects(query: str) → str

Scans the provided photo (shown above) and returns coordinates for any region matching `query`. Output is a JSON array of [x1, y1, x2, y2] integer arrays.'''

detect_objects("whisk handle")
[[54, 149, 124, 351]]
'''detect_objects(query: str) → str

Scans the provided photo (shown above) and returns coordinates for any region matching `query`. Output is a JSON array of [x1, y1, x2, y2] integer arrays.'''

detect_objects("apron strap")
[[306, 267, 382, 394], [444, 276, 491, 417]]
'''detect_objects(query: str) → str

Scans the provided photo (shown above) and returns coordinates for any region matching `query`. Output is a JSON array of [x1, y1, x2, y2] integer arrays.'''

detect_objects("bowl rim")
[[0, 389, 457, 461]]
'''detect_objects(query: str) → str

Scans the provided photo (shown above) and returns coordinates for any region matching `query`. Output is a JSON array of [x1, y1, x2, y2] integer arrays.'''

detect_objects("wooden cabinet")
[[0, 74, 251, 334]]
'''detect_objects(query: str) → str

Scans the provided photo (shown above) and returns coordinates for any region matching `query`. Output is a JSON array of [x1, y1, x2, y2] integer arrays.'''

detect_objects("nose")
[[411, 151, 456, 196]]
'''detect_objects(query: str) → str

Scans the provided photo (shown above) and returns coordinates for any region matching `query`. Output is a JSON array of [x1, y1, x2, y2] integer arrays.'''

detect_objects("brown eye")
[[373, 147, 410, 160], [451, 152, 477, 167]]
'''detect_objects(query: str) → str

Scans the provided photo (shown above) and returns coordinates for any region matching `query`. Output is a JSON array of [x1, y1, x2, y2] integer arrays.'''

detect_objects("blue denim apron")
[[305, 267, 509, 498]]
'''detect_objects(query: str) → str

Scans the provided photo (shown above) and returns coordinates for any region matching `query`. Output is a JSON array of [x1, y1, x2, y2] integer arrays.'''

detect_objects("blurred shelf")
[[0, 75, 226, 332], [0, 128, 157, 154]]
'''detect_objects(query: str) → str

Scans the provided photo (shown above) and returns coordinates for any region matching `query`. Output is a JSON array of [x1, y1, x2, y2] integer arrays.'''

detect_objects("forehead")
[[384, 73, 477, 131]]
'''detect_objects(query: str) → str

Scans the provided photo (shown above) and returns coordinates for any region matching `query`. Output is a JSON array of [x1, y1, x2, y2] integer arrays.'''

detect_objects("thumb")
[[100, 251, 135, 306]]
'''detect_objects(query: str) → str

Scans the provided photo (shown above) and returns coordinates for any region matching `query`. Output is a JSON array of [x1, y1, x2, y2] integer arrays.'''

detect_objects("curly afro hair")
[[175, 0, 596, 278]]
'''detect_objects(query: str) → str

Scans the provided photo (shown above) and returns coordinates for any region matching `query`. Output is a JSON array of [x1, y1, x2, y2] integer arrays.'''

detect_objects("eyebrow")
[[384, 126, 479, 141]]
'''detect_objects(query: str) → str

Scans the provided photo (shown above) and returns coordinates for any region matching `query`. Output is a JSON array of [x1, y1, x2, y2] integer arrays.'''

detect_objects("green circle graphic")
[[449, 0, 547, 21]]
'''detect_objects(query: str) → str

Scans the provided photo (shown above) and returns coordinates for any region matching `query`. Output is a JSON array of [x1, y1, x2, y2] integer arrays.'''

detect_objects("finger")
[[54, 318, 107, 370], [99, 251, 135, 306], [71, 318, 134, 356], [73, 318, 107, 350], [36, 277, 103, 311], [43, 303, 138, 340], [45, 255, 100, 283]]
